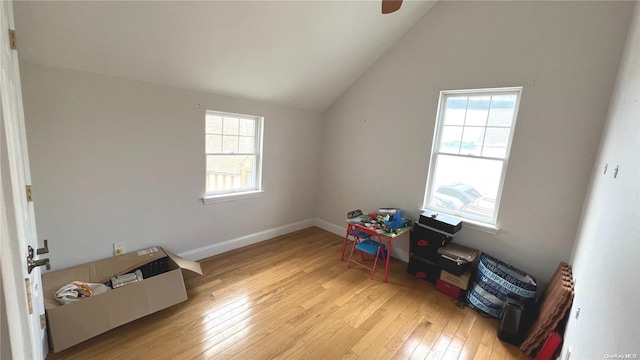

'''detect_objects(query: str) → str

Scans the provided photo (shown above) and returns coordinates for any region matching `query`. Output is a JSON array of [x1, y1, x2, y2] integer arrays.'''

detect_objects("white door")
[[1, 1, 47, 359]]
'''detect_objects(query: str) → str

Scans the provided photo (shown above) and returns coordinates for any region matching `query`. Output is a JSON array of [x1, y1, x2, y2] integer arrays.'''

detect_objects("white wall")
[[316, 1, 635, 285], [20, 62, 323, 270], [562, 4, 639, 358]]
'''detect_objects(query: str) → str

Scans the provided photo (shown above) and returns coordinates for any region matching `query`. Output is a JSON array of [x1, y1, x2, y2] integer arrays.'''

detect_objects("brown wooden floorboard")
[[45, 226, 528, 360]]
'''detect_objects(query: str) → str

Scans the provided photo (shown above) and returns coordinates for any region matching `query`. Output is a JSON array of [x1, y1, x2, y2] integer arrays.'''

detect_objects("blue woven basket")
[[466, 253, 537, 318]]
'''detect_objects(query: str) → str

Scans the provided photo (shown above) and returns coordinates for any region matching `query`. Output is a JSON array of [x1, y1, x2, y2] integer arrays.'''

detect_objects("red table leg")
[[383, 238, 392, 282], [340, 223, 354, 261]]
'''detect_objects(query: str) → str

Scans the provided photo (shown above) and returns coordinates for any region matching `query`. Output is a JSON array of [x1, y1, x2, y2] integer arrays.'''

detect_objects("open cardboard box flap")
[[42, 247, 202, 352], [164, 249, 203, 279]]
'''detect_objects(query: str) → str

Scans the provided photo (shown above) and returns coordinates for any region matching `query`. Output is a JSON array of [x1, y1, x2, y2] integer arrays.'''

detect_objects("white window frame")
[[202, 110, 264, 204], [423, 87, 522, 231]]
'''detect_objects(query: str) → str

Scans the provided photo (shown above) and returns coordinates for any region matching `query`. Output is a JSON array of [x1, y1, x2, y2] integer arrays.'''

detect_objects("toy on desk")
[[347, 209, 412, 234], [382, 210, 412, 234]]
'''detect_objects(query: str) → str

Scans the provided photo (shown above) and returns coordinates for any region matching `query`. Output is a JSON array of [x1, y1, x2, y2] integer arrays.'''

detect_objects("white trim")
[[1, 1, 46, 357], [423, 86, 522, 226], [202, 189, 265, 204], [1, 183, 31, 360], [204, 110, 263, 198], [176, 218, 413, 265], [312, 218, 409, 262], [177, 219, 315, 261], [441, 86, 524, 96], [391, 247, 410, 263], [462, 218, 499, 235], [313, 218, 345, 237]]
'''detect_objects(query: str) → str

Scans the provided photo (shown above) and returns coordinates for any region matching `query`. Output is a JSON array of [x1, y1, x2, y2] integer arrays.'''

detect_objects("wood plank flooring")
[[46, 227, 528, 360]]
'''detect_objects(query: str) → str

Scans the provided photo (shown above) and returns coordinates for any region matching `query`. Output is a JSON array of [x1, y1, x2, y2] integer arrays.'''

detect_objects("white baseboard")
[[313, 218, 409, 263], [393, 247, 410, 263], [177, 218, 315, 261], [313, 217, 345, 236], [178, 217, 409, 263]]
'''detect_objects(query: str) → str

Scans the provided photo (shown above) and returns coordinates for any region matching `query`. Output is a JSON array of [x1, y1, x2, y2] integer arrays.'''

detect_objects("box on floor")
[[42, 247, 202, 352], [436, 279, 467, 300], [440, 270, 471, 290]]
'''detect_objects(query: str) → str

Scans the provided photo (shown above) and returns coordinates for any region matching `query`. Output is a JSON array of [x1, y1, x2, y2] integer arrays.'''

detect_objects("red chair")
[[340, 223, 372, 261], [346, 225, 387, 280]]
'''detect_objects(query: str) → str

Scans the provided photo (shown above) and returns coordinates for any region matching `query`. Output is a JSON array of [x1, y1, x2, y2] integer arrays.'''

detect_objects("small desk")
[[344, 217, 412, 283]]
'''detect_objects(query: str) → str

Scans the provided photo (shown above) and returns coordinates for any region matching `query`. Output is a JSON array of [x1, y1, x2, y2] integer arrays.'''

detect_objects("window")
[[204, 111, 263, 201], [423, 87, 522, 226]]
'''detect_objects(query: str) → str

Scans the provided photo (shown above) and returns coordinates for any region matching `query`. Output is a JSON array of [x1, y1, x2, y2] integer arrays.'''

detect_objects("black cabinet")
[[407, 253, 441, 284], [407, 223, 454, 283], [409, 223, 452, 263]]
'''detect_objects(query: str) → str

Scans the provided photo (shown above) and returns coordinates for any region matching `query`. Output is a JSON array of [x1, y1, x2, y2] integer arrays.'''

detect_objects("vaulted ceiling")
[[14, 1, 437, 112]]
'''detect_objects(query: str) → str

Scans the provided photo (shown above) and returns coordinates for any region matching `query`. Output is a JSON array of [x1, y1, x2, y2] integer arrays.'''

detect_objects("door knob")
[[27, 255, 50, 273]]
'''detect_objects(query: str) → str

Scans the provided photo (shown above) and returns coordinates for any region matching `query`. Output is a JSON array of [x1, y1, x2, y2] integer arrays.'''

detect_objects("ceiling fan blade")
[[382, 0, 403, 14]]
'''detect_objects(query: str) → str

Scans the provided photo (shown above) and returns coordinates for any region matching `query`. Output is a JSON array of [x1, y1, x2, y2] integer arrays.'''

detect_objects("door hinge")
[[40, 314, 46, 329], [26, 185, 33, 202], [9, 29, 17, 50], [24, 278, 33, 315]]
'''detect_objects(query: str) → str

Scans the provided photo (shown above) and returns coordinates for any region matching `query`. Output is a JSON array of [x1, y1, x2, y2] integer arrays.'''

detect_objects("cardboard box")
[[439, 270, 472, 290], [42, 247, 202, 352], [435, 279, 466, 300]]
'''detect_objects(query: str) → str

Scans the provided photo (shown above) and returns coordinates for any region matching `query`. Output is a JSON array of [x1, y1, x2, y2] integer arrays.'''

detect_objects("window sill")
[[202, 190, 264, 204], [461, 218, 499, 235]]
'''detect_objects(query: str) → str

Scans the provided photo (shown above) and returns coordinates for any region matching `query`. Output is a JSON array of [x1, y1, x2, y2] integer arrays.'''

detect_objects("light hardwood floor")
[[46, 226, 528, 359]]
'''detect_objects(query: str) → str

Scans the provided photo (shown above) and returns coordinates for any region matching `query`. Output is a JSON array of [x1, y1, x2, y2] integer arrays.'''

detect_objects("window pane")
[[206, 134, 222, 153], [206, 155, 256, 193], [222, 135, 239, 153], [206, 114, 223, 134], [439, 126, 463, 154], [429, 154, 503, 221], [482, 128, 510, 158], [460, 127, 485, 156], [443, 97, 467, 125], [239, 119, 255, 136], [223, 117, 239, 135], [239, 136, 255, 153], [465, 96, 490, 126], [487, 94, 517, 127]]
